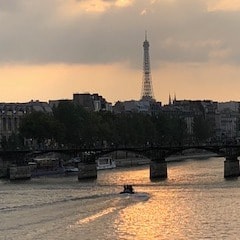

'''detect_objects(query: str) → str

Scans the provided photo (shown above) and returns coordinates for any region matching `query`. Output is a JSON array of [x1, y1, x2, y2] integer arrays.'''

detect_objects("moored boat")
[[64, 166, 79, 173], [96, 157, 116, 170], [63, 157, 81, 175], [28, 157, 65, 177]]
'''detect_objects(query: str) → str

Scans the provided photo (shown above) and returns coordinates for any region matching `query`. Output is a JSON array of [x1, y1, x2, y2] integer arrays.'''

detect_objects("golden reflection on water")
[[111, 159, 231, 239], [115, 190, 196, 240], [115, 201, 159, 240], [68, 207, 117, 228], [112, 162, 200, 240]]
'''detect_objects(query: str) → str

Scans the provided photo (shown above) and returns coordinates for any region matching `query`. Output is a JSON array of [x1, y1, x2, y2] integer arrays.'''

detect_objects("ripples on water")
[[1, 157, 240, 239]]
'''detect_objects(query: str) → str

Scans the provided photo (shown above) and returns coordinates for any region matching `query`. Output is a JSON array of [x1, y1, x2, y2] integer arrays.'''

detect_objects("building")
[[218, 101, 240, 112], [162, 100, 218, 138], [49, 99, 72, 108], [73, 93, 112, 112], [216, 102, 240, 141], [0, 100, 52, 141], [114, 100, 150, 114], [113, 100, 161, 115]]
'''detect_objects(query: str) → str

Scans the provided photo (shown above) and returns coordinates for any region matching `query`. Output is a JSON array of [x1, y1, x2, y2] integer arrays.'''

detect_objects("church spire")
[[169, 94, 172, 105]]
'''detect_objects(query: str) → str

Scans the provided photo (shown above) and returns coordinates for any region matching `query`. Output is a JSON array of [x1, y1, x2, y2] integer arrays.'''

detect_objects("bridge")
[[1, 143, 240, 180]]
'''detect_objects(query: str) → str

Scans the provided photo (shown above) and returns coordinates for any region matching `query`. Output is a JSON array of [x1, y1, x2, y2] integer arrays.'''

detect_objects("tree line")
[[1, 102, 213, 150]]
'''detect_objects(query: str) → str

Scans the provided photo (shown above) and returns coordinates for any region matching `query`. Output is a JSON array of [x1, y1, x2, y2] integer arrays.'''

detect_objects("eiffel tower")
[[141, 31, 155, 101]]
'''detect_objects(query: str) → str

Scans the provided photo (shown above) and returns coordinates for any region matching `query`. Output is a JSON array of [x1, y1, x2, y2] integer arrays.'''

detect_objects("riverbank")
[[114, 152, 220, 168]]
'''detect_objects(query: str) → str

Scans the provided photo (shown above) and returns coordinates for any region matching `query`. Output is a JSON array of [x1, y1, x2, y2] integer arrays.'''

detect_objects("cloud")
[[115, 0, 134, 7], [0, 0, 240, 68], [208, 0, 240, 12], [63, 0, 111, 14], [0, 0, 21, 12], [57, 0, 134, 16]]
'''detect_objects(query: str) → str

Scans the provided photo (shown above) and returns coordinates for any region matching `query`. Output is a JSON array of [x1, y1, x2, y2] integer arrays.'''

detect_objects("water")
[[1, 157, 240, 240]]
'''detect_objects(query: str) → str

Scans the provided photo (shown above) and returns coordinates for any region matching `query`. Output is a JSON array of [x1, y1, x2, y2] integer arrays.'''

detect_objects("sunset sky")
[[1, 0, 240, 105]]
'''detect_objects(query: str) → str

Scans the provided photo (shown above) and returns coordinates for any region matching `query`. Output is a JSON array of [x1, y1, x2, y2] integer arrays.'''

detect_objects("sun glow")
[[57, 0, 134, 18], [0, 62, 140, 103], [56, 0, 111, 20], [115, 0, 135, 8], [208, 0, 240, 12]]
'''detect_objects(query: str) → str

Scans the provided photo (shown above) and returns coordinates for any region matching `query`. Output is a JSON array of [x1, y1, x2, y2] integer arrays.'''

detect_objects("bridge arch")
[[1, 144, 240, 180]]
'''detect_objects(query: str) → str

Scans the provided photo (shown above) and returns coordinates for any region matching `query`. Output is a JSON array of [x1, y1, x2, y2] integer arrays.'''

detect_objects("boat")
[[28, 157, 65, 177], [64, 166, 79, 173], [64, 157, 81, 175], [120, 185, 135, 194], [96, 157, 116, 170]]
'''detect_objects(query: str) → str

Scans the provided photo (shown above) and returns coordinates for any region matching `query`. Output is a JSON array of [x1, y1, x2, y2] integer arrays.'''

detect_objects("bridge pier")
[[9, 165, 31, 180], [224, 156, 239, 178], [78, 162, 97, 180], [150, 160, 167, 180]]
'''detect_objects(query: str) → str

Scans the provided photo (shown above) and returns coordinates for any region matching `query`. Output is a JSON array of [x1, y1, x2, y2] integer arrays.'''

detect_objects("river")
[[1, 156, 240, 240]]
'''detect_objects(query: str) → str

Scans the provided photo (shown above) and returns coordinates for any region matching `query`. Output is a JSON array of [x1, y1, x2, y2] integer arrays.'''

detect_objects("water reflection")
[[115, 188, 197, 240], [116, 202, 157, 240], [3, 157, 240, 240], [108, 157, 239, 239]]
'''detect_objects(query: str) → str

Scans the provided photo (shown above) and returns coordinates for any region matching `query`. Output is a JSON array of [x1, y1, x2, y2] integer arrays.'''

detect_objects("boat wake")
[[68, 206, 117, 228]]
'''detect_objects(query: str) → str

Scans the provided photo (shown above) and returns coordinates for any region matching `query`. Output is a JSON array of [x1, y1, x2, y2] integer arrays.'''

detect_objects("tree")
[[1, 134, 24, 150], [53, 102, 87, 146], [193, 116, 212, 143], [19, 111, 63, 146]]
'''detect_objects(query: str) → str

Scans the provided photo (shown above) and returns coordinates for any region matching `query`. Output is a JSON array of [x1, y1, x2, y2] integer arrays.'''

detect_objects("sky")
[[1, 0, 240, 105]]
